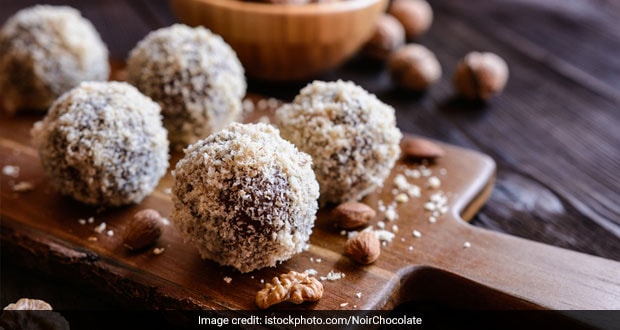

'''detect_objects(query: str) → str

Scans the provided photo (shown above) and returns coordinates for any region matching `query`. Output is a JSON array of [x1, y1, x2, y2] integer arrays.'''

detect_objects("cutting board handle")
[[410, 221, 620, 310]]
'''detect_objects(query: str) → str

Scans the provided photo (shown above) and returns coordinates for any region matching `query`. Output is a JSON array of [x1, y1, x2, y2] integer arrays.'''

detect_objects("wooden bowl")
[[169, 0, 388, 81]]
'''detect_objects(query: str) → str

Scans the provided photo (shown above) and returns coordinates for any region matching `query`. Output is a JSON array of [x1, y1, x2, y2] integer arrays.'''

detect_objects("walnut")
[[122, 209, 164, 251], [3, 298, 52, 310], [332, 201, 376, 229], [388, 44, 441, 91], [345, 231, 381, 264], [454, 51, 509, 100], [363, 14, 405, 61], [256, 271, 324, 309], [1, 298, 69, 330], [389, 0, 433, 39]]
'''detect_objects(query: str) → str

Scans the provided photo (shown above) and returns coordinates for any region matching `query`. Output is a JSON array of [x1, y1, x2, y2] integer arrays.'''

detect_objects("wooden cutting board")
[[1, 88, 619, 316]]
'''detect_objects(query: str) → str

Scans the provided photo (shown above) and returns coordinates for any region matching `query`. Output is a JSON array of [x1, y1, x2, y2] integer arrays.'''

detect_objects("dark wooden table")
[[1, 0, 619, 310]]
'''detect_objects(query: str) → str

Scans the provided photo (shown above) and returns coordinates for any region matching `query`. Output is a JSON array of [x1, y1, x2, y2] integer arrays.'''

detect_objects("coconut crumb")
[[163, 188, 172, 195], [305, 269, 318, 276], [161, 218, 170, 226], [340, 302, 349, 308], [395, 193, 409, 203], [87, 236, 98, 242], [12, 181, 34, 192], [153, 247, 165, 255], [78, 219, 86, 225], [223, 276, 232, 284], [2, 165, 19, 178], [340, 230, 347, 236], [427, 176, 441, 189], [87, 217, 94, 224], [320, 270, 345, 281], [106, 230, 114, 237], [413, 230, 422, 238], [94, 222, 106, 234], [377, 221, 385, 229], [392, 224, 399, 233], [464, 241, 471, 248], [408, 246, 414, 251], [356, 292, 362, 299], [374, 229, 395, 243]]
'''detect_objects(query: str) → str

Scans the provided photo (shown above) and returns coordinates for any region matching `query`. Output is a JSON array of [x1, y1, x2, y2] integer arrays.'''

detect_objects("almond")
[[345, 231, 381, 265], [332, 201, 376, 229], [401, 137, 445, 160], [122, 209, 163, 251]]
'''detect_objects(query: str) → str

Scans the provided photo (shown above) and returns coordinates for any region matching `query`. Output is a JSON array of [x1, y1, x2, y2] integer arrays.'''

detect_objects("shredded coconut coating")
[[171, 123, 319, 273], [31, 81, 169, 207], [275, 80, 402, 205], [0, 5, 109, 114], [127, 24, 246, 147]]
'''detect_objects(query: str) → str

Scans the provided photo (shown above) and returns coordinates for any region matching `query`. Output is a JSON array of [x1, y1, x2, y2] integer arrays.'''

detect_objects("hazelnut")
[[363, 14, 406, 61], [345, 231, 381, 264], [389, 0, 433, 39], [454, 51, 509, 100], [388, 44, 441, 91], [122, 209, 164, 251], [332, 201, 376, 229]]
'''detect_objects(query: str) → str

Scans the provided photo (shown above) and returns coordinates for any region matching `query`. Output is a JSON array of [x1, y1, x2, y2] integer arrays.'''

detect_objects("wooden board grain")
[[2, 95, 620, 314]]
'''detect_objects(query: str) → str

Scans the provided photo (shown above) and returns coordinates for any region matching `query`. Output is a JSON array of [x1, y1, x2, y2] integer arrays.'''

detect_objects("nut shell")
[[122, 209, 164, 250], [388, 44, 441, 91], [389, 0, 433, 39], [454, 51, 509, 100], [345, 231, 381, 264]]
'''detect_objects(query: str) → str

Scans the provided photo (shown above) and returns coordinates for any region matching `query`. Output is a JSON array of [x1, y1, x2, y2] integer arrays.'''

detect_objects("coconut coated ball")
[[31, 81, 169, 207], [0, 5, 109, 114], [171, 123, 319, 273], [127, 24, 246, 147], [275, 80, 402, 205]]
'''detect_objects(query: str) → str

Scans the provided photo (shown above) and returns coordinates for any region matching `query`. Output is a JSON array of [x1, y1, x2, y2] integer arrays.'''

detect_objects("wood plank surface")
[[1, 0, 620, 314]]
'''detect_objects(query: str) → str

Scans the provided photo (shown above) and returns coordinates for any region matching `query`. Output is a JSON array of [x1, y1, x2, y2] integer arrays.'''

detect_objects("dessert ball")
[[171, 123, 319, 273], [31, 81, 169, 207], [275, 80, 402, 205], [127, 24, 246, 147], [0, 5, 109, 114]]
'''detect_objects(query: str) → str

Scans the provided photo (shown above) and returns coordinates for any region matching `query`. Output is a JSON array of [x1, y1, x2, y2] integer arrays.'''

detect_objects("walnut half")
[[256, 271, 324, 309]]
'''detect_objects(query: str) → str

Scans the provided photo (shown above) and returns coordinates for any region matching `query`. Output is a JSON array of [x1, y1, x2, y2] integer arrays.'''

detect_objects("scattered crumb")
[[408, 246, 414, 251], [87, 236, 98, 242], [78, 219, 86, 225], [374, 229, 395, 242], [257, 115, 271, 124], [395, 193, 409, 203], [260, 279, 265, 284], [400, 237, 406, 242], [428, 216, 437, 223], [385, 204, 398, 221], [427, 176, 441, 189], [153, 247, 165, 255], [340, 230, 347, 236], [305, 269, 318, 276], [12, 181, 34, 192], [377, 221, 385, 229], [320, 270, 345, 281], [163, 188, 172, 194], [315, 258, 322, 263], [413, 230, 422, 238], [424, 202, 436, 211], [377, 200, 386, 212], [94, 222, 107, 234], [356, 292, 362, 299], [257, 99, 268, 110], [2, 165, 19, 178], [223, 276, 232, 284], [161, 217, 170, 226], [381, 241, 387, 247], [87, 217, 94, 224], [106, 230, 114, 237], [392, 224, 399, 233], [340, 302, 349, 308], [464, 241, 471, 248]]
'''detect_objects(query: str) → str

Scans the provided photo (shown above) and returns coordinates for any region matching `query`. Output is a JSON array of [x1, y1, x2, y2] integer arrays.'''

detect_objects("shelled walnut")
[[256, 271, 324, 309]]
